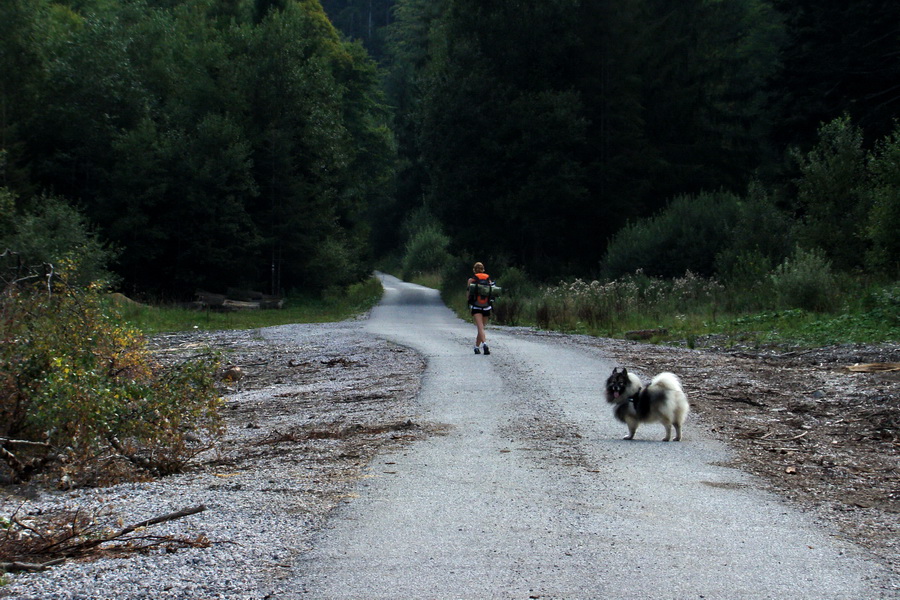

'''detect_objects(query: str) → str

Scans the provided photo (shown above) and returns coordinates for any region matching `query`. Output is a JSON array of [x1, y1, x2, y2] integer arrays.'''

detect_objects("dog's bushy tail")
[[650, 372, 683, 392]]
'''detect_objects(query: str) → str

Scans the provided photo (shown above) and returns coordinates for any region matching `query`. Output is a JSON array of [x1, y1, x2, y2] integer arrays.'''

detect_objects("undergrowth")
[[437, 268, 898, 350], [118, 277, 384, 333], [1, 262, 223, 488]]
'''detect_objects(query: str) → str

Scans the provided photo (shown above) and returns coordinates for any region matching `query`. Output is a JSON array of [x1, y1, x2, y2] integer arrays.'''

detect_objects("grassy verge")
[[409, 272, 442, 290], [709, 308, 899, 349], [113, 277, 384, 334], [437, 272, 899, 350]]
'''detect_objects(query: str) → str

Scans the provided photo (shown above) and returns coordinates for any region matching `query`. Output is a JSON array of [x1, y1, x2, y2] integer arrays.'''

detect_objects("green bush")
[[490, 266, 534, 325], [438, 253, 474, 314], [2, 194, 119, 286], [716, 248, 771, 289], [0, 264, 223, 487], [714, 184, 794, 287], [402, 224, 452, 279], [400, 205, 442, 244], [861, 282, 900, 327], [310, 235, 368, 290], [494, 266, 533, 298], [602, 191, 742, 279], [770, 247, 839, 312]]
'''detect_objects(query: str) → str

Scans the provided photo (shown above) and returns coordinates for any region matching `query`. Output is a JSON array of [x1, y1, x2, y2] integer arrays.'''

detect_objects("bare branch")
[[1, 558, 67, 573], [0, 438, 50, 448], [63, 505, 207, 554]]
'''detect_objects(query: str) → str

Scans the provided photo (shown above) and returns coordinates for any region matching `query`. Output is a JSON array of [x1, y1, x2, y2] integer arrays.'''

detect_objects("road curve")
[[294, 274, 891, 598]]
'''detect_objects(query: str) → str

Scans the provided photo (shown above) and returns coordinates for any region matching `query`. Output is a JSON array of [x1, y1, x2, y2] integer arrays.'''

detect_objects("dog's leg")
[[662, 423, 672, 442], [673, 422, 682, 442], [624, 421, 637, 440]]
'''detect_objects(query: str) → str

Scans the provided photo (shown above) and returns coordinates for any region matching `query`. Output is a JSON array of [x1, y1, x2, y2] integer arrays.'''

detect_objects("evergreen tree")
[[793, 116, 869, 271], [770, 0, 900, 149], [631, 0, 783, 211], [418, 0, 590, 276], [407, 0, 782, 278], [375, 0, 444, 256], [0, 0, 50, 195], [865, 125, 900, 276]]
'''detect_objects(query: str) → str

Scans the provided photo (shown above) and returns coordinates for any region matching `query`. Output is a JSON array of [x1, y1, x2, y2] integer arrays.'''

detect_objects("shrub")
[[714, 249, 775, 312], [0, 263, 223, 487], [402, 224, 452, 279], [490, 267, 534, 325], [494, 266, 532, 298], [770, 247, 839, 312], [716, 248, 771, 289], [602, 191, 742, 279], [714, 183, 794, 286], [311, 235, 367, 290], [872, 283, 900, 327], [2, 194, 119, 286]]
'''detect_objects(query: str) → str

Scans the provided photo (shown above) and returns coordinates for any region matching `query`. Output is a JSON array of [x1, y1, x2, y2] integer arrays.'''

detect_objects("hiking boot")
[[474, 347, 481, 354], [483, 344, 490, 355]]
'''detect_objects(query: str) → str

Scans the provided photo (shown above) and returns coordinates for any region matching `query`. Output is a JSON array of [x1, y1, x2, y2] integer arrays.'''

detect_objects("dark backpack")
[[468, 273, 493, 308]]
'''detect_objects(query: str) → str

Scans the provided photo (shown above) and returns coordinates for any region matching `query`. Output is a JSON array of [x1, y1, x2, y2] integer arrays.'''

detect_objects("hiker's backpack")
[[468, 272, 494, 308]]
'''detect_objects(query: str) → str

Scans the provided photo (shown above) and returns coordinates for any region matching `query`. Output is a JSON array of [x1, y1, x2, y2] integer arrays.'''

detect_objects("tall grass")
[[503, 270, 725, 338], [409, 272, 442, 289], [116, 277, 384, 333], [444, 267, 898, 349]]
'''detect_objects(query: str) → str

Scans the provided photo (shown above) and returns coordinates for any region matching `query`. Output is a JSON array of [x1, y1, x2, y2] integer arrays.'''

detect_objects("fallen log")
[[222, 299, 260, 310], [195, 290, 282, 310], [845, 362, 900, 373], [1, 558, 67, 573], [624, 328, 668, 340], [195, 291, 225, 307]]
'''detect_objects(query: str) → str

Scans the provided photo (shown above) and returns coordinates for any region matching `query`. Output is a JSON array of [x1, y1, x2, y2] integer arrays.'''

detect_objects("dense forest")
[[1, 0, 898, 299], [1, 0, 394, 297]]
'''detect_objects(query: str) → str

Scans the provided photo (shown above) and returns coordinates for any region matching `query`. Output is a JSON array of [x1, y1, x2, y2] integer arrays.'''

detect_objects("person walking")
[[467, 262, 493, 355]]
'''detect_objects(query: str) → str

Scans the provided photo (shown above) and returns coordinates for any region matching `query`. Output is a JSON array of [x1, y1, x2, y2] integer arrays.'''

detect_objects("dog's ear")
[[621, 367, 628, 376]]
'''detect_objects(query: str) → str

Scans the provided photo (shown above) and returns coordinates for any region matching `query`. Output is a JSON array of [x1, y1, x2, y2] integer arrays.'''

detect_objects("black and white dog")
[[605, 367, 689, 441]]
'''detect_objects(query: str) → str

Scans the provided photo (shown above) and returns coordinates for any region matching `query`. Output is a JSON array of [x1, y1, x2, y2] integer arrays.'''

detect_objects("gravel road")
[[1, 273, 896, 599], [295, 274, 894, 599]]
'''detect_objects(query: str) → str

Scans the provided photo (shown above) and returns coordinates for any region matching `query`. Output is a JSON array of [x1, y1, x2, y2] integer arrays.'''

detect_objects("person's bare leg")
[[474, 313, 486, 347]]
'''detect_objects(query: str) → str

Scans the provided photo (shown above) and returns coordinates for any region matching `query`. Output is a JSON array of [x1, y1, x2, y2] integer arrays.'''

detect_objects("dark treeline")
[[1, 0, 394, 298], [364, 0, 900, 280], [2, 0, 898, 300]]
